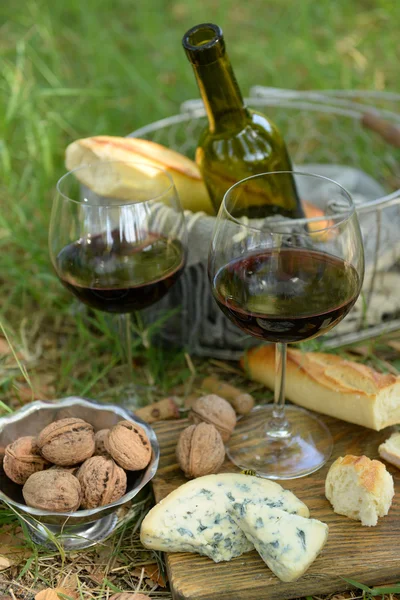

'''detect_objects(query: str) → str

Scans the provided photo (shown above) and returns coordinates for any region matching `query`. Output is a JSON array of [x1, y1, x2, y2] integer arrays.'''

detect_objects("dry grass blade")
[[388, 340, 400, 352]]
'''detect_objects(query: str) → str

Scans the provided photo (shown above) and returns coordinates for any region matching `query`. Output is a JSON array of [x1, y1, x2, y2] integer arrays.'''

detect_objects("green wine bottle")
[[182, 23, 304, 218]]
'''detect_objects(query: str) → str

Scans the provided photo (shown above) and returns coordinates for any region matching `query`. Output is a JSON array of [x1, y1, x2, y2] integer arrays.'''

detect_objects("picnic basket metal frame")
[[130, 88, 400, 356]]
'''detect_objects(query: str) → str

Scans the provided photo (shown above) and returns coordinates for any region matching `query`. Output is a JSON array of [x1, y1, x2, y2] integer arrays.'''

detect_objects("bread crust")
[[379, 432, 400, 469], [241, 346, 400, 430], [68, 136, 203, 180], [325, 454, 394, 526], [65, 136, 214, 214], [334, 455, 388, 494]]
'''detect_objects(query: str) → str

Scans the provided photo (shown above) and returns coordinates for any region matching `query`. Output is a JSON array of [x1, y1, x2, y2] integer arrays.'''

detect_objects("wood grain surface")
[[152, 414, 400, 600]]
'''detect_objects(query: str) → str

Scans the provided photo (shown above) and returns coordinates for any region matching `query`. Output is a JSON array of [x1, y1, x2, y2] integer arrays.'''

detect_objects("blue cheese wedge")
[[140, 473, 309, 562], [230, 502, 328, 581]]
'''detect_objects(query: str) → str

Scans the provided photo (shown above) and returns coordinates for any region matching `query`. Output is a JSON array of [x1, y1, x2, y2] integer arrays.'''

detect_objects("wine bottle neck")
[[183, 23, 248, 133]]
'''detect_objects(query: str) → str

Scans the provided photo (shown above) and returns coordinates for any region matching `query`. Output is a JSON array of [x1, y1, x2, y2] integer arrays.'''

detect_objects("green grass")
[[1, 0, 399, 404], [0, 5, 399, 593]]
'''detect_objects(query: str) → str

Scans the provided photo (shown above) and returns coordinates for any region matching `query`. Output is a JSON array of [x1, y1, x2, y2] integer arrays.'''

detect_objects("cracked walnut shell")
[[37, 418, 95, 466], [77, 455, 127, 509], [3, 436, 50, 484], [176, 422, 225, 478], [106, 420, 151, 471], [190, 394, 236, 442], [23, 470, 82, 512]]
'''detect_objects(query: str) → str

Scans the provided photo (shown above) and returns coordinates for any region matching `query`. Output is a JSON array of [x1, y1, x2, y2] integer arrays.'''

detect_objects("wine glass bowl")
[[209, 171, 364, 479], [49, 161, 187, 406], [49, 161, 187, 314]]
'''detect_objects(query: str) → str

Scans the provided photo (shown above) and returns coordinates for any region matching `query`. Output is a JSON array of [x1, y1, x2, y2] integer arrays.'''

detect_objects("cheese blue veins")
[[140, 472, 329, 578], [229, 501, 328, 582]]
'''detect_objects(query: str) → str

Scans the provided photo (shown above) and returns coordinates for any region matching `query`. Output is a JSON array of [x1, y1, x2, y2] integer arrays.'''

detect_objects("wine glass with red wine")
[[49, 161, 187, 398], [209, 171, 364, 479]]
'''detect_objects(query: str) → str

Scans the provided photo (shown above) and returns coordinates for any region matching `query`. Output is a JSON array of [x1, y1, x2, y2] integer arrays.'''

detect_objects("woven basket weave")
[[130, 88, 400, 358]]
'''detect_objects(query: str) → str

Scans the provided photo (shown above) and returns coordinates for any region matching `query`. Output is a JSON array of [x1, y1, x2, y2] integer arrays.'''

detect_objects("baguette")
[[65, 135, 214, 214], [241, 345, 400, 430], [65, 136, 330, 229]]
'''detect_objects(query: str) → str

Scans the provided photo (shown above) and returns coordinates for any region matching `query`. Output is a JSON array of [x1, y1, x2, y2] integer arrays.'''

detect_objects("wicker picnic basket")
[[130, 88, 400, 358]]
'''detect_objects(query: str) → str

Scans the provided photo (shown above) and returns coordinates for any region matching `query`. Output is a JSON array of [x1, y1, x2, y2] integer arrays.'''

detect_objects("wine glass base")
[[226, 404, 333, 480]]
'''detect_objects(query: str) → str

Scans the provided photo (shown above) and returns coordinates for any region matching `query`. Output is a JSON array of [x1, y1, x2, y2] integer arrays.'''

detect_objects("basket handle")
[[362, 112, 400, 148]]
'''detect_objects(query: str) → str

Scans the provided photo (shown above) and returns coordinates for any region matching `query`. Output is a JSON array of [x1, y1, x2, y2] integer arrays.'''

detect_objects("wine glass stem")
[[119, 313, 133, 378], [267, 342, 290, 438]]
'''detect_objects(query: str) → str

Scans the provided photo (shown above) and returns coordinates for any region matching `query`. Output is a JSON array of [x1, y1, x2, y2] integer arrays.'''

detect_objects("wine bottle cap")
[[182, 23, 226, 66]]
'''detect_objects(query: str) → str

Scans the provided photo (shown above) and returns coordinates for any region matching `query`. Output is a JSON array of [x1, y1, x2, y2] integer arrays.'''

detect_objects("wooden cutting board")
[[152, 414, 400, 600]]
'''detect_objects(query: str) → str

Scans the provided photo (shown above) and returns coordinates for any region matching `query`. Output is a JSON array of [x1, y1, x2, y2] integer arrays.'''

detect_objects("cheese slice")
[[230, 502, 328, 581], [140, 473, 309, 562]]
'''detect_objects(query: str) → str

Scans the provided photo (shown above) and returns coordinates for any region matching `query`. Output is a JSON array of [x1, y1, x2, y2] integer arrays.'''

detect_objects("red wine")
[[212, 248, 360, 343], [56, 232, 185, 313]]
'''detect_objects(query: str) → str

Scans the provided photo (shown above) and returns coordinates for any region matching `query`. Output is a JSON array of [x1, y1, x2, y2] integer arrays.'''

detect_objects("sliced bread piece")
[[378, 431, 400, 469], [325, 455, 394, 526]]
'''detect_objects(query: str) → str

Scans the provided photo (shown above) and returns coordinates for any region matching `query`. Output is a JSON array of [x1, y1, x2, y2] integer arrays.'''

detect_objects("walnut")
[[106, 420, 151, 471], [23, 470, 82, 512], [37, 418, 95, 466], [49, 464, 80, 475], [190, 394, 236, 442], [94, 429, 111, 457], [176, 422, 225, 478], [3, 436, 50, 484], [77, 455, 127, 509]]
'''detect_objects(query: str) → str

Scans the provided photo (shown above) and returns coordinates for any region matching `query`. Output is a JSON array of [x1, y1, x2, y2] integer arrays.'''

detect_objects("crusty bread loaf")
[[301, 201, 334, 240], [325, 455, 394, 526], [65, 136, 214, 214], [379, 432, 400, 469], [241, 345, 400, 430]]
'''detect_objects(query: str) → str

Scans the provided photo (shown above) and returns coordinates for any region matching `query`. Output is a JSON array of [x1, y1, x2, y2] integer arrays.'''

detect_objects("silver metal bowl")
[[0, 396, 159, 550]]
